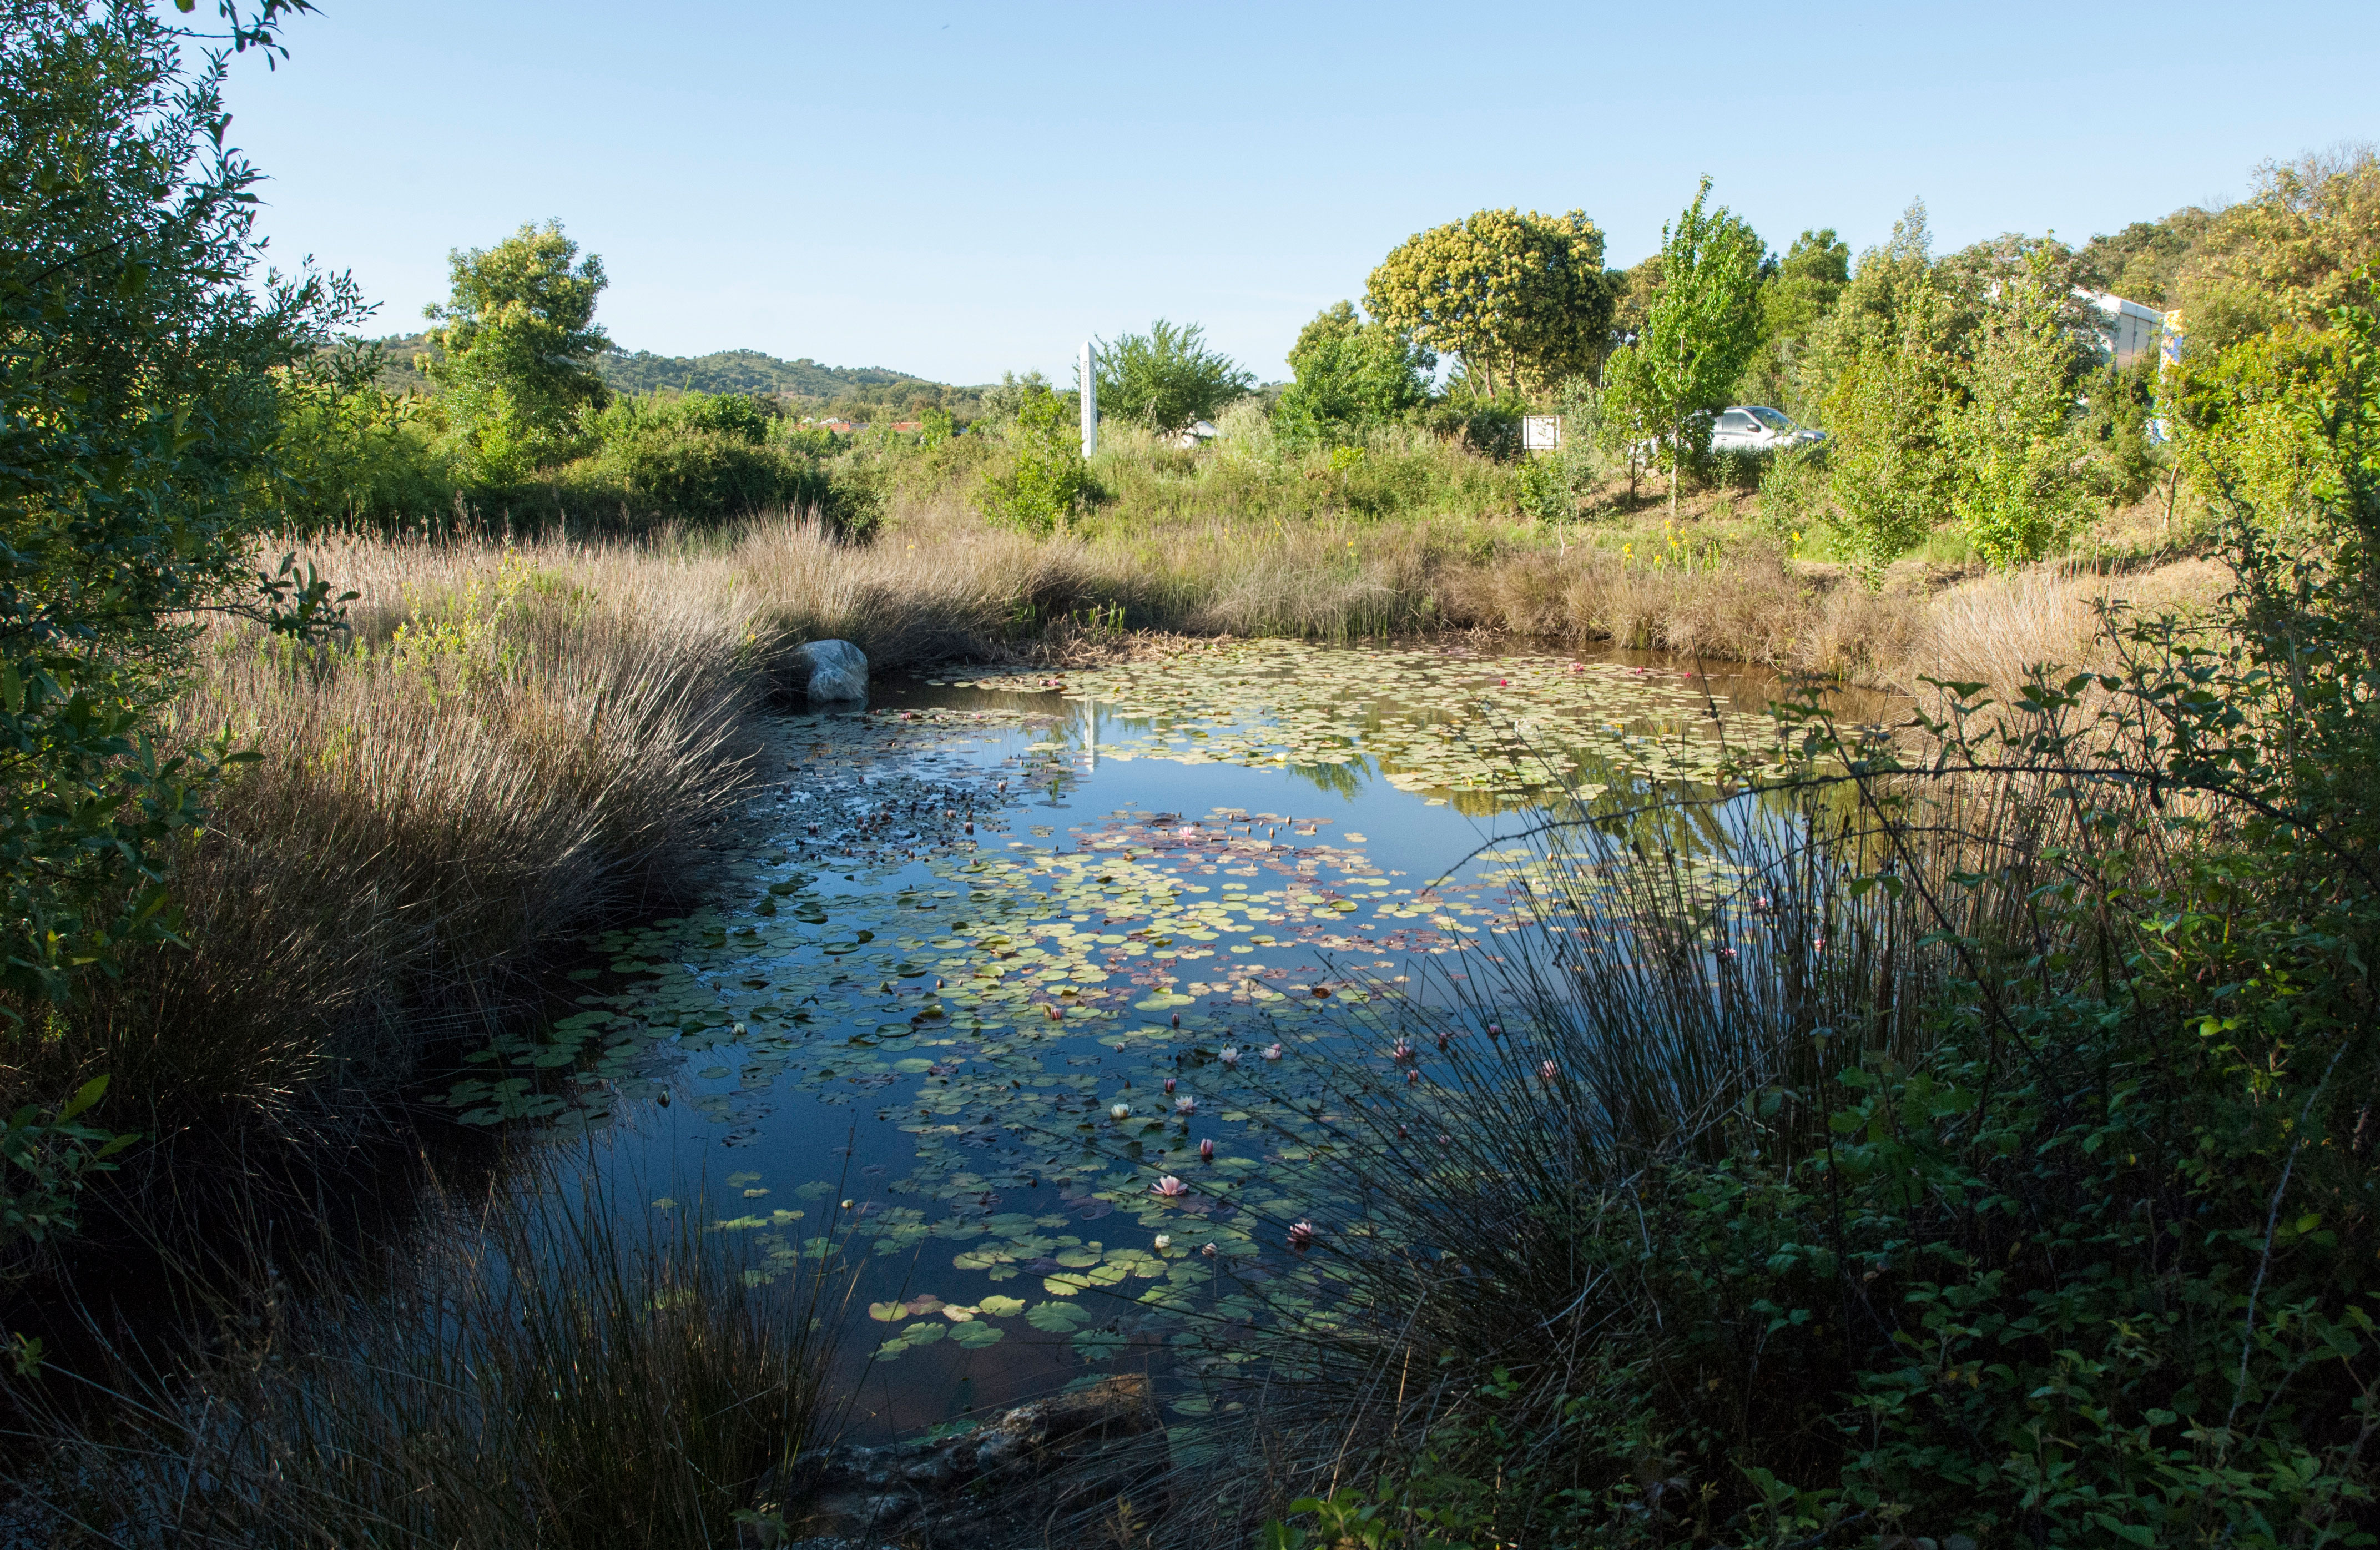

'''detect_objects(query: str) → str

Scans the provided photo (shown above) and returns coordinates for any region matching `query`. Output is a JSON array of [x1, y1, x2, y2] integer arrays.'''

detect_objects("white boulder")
[[794, 639, 868, 701]]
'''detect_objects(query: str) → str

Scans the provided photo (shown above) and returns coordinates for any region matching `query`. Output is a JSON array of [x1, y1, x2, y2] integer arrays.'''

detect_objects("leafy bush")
[[1276, 302, 1435, 450], [979, 387, 1088, 534], [0, 0, 359, 1257], [537, 390, 836, 526], [265, 341, 457, 528], [1093, 318, 1255, 437]]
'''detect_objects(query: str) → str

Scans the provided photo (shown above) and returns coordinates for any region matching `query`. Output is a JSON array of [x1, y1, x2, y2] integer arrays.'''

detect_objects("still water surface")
[[463, 640, 1797, 1437]]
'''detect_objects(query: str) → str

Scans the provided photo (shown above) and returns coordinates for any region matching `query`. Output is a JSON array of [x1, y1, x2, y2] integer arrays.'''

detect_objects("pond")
[[444, 638, 1799, 1442]]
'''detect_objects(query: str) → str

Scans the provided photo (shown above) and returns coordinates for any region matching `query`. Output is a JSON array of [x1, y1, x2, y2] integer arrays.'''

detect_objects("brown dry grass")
[[33, 508, 2226, 1197]]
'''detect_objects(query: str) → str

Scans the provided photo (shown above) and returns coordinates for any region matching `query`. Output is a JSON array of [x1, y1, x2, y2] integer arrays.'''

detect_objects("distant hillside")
[[360, 333, 956, 405], [597, 348, 938, 399]]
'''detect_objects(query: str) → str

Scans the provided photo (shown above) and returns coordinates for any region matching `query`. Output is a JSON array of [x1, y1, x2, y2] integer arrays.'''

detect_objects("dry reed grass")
[[29, 511, 2223, 1219], [32, 532, 760, 1204]]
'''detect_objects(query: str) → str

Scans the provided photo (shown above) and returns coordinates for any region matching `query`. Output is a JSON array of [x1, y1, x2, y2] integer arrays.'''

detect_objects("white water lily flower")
[[1155, 1234, 1172, 1250], [1110, 1102, 1131, 1121]]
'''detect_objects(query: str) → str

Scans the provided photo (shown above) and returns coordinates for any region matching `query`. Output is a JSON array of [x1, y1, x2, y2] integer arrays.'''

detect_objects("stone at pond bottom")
[[795, 640, 869, 702], [741, 1376, 1164, 1549]]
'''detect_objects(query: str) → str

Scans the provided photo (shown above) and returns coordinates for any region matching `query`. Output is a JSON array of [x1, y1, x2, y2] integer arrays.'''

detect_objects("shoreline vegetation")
[[8, 6, 2379, 1539]]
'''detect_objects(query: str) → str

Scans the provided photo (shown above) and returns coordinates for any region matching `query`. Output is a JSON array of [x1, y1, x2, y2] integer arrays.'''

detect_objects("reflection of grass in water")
[[9, 1153, 855, 1548]]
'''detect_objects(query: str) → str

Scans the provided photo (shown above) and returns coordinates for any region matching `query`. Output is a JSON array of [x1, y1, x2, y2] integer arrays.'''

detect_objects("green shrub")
[[265, 345, 459, 529], [977, 388, 1087, 534]]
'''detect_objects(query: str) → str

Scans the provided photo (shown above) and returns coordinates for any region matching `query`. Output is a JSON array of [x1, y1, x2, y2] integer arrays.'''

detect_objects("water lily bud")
[[1199, 1139, 1214, 1161], [1154, 1234, 1172, 1251], [1201, 1242, 1218, 1257], [1163, 1076, 1177, 1094]]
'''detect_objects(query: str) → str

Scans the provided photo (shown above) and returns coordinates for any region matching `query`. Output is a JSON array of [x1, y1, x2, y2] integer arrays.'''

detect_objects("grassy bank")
[[11, 496, 2222, 1249]]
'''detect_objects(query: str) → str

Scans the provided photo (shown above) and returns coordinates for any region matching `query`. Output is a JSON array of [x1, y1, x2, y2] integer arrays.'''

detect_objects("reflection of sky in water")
[[502, 646, 1798, 1438]]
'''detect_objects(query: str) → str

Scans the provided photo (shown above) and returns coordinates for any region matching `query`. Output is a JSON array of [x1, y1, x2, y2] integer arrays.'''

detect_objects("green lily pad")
[[1027, 1300, 1093, 1333]]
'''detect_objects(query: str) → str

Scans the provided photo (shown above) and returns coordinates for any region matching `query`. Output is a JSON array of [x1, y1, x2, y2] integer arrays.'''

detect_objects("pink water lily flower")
[[1287, 1221, 1317, 1252], [1486, 1023, 1503, 1037], [1263, 1044, 1282, 1061], [1539, 1059, 1559, 1083], [1390, 1041, 1414, 1063], [1153, 1175, 1189, 1198], [1407, 1069, 1420, 1084]]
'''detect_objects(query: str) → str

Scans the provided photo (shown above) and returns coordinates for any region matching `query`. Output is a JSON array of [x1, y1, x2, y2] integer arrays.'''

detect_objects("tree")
[[2174, 147, 2380, 350], [1364, 208, 1613, 399], [1949, 243, 2091, 567], [1817, 207, 1962, 586], [1274, 301, 1435, 447], [1738, 228, 1849, 415], [1090, 319, 1253, 437], [980, 382, 1087, 534], [1, 0, 359, 1250], [420, 221, 611, 485], [2075, 208, 2216, 306], [1598, 179, 1766, 517]]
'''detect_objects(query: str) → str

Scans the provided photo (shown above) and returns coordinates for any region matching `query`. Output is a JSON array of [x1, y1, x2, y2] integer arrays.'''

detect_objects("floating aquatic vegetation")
[[436, 643, 1769, 1409]]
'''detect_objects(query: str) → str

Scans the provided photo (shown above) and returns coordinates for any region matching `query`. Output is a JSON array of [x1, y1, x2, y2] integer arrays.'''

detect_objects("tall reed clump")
[[9, 532, 760, 1262], [1201, 612, 2380, 1546], [3, 1155, 853, 1547]]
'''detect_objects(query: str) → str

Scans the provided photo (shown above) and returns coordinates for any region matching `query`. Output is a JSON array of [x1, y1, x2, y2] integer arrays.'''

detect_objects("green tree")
[[1365, 208, 1613, 399], [1090, 319, 1253, 437], [1738, 228, 1849, 415], [1274, 301, 1435, 447], [1, 0, 359, 1252], [419, 221, 611, 485], [980, 384, 1087, 534], [1949, 243, 2090, 567], [2075, 208, 2215, 305], [1598, 179, 1766, 517], [1809, 203, 1962, 586], [263, 339, 454, 529], [2174, 147, 2380, 350], [1821, 317, 1956, 586]]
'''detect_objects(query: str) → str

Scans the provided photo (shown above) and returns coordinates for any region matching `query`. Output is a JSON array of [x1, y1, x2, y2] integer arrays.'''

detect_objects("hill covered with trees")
[[367, 330, 970, 412]]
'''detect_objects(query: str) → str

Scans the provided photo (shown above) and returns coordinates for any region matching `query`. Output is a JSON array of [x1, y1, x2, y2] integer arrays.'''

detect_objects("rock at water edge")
[[798, 640, 868, 701]]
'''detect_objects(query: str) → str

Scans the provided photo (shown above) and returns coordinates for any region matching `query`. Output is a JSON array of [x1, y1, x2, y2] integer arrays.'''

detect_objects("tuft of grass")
[[3, 1154, 854, 1548]]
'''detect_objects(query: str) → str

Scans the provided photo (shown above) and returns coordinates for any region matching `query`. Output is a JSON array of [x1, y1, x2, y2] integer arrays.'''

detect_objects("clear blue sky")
[[218, 1, 2376, 386]]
